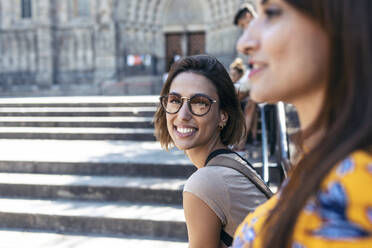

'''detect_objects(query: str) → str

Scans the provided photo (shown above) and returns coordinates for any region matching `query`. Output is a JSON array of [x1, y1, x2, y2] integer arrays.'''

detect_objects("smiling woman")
[[154, 55, 270, 248]]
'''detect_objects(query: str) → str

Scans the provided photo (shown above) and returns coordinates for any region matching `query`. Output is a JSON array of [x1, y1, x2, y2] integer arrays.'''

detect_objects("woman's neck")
[[293, 88, 326, 150], [185, 140, 227, 169]]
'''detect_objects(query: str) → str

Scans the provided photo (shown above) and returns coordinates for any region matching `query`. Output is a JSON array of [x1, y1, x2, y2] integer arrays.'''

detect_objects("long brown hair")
[[153, 54, 246, 150], [263, 1, 372, 247]]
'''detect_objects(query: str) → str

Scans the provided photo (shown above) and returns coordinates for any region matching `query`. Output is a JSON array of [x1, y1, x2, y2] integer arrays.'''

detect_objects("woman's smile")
[[248, 60, 267, 80], [174, 125, 198, 138]]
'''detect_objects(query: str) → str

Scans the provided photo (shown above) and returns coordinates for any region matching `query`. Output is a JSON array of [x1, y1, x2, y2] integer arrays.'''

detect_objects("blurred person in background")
[[234, 1, 277, 156], [233, 2, 257, 29], [233, 0, 372, 247], [229, 57, 247, 91], [229, 58, 258, 151]]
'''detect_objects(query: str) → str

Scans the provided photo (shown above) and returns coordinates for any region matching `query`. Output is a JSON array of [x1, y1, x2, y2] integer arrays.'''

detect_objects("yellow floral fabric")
[[233, 150, 372, 248]]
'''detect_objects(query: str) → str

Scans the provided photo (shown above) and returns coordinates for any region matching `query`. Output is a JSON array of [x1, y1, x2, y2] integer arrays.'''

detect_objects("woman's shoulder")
[[289, 151, 372, 246], [341, 149, 372, 167], [184, 166, 235, 191], [183, 165, 250, 208], [323, 149, 372, 186], [183, 167, 234, 226], [320, 149, 372, 210]]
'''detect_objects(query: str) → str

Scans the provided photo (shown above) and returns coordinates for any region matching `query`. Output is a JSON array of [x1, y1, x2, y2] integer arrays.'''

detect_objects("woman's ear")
[[219, 110, 228, 128]]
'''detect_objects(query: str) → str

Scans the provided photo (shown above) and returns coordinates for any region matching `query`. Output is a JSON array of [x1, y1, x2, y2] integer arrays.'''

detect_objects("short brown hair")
[[154, 55, 246, 150]]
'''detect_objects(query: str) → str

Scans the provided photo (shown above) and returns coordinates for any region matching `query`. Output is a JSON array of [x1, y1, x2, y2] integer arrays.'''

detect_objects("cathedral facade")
[[0, 0, 247, 96]]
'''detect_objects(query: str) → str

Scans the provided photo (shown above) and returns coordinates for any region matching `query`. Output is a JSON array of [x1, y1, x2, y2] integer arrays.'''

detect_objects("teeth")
[[253, 64, 260, 69], [177, 127, 195, 134]]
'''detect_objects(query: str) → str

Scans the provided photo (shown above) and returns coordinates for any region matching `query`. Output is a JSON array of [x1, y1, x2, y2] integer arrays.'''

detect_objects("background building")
[[0, 0, 249, 96]]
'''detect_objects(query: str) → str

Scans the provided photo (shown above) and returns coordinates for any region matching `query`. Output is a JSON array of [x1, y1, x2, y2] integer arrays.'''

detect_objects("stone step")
[[0, 161, 195, 178], [0, 229, 188, 248], [0, 159, 282, 187], [0, 197, 187, 240], [0, 173, 185, 204], [0, 139, 191, 165], [0, 96, 159, 108], [0, 127, 156, 141], [0, 116, 153, 128], [0, 107, 157, 117]]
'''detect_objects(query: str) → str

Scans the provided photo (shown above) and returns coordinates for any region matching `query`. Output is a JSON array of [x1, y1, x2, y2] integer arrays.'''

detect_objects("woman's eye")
[[264, 8, 282, 19], [191, 96, 209, 107], [170, 99, 181, 104], [195, 102, 208, 107], [168, 97, 181, 104]]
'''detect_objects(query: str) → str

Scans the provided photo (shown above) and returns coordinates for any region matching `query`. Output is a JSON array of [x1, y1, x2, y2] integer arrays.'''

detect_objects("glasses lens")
[[190, 95, 211, 115], [163, 94, 182, 113]]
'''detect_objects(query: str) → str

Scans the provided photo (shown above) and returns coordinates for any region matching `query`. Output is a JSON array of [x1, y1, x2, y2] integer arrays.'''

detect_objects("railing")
[[258, 103, 270, 183], [259, 102, 291, 184], [276, 102, 291, 177]]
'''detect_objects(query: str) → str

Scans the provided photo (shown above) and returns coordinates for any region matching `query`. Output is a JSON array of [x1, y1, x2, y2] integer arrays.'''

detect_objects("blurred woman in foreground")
[[233, 0, 372, 247]]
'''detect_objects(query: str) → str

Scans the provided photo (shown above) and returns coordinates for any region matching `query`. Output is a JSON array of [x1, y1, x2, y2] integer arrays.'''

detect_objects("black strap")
[[205, 149, 256, 171], [206, 152, 273, 247], [204, 149, 234, 165], [220, 229, 233, 247]]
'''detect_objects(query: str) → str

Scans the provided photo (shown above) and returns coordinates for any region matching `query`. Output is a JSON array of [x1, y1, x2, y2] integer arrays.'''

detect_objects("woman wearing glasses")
[[154, 55, 269, 248]]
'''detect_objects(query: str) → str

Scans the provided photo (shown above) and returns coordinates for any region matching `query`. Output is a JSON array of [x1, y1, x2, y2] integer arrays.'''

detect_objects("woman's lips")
[[248, 68, 263, 79], [248, 61, 266, 80]]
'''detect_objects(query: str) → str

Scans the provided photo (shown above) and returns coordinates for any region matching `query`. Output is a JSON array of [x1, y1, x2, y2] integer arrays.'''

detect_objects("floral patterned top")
[[233, 150, 372, 248]]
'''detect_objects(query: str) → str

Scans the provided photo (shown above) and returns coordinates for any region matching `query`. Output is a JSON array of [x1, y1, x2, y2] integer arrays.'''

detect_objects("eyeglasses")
[[160, 93, 217, 116]]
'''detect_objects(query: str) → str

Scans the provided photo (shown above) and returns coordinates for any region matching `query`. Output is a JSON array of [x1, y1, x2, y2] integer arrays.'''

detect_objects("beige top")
[[183, 165, 267, 247]]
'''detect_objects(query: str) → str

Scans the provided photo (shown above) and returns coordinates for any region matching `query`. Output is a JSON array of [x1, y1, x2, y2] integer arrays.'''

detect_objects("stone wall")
[[0, 0, 251, 96]]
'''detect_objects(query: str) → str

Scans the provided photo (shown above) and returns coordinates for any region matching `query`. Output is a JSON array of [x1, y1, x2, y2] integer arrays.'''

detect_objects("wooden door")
[[187, 32, 205, 56], [165, 33, 182, 72], [165, 32, 206, 72]]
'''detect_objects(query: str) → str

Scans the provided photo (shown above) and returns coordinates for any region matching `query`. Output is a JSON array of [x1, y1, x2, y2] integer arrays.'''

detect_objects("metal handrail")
[[258, 103, 269, 183], [259, 102, 291, 184], [276, 102, 291, 177]]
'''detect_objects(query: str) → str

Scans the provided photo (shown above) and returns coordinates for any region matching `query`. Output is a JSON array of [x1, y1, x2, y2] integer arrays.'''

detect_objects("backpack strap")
[[207, 153, 273, 198], [206, 152, 273, 247]]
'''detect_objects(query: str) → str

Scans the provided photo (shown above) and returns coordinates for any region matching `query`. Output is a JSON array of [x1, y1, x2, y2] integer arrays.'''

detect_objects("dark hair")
[[233, 3, 257, 25], [263, 1, 372, 247], [154, 54, 246, 150]]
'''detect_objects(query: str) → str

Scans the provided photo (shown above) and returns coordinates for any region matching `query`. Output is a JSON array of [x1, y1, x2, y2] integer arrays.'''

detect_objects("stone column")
[[35, 0, 54, 87], [94, 0, 116, 84]]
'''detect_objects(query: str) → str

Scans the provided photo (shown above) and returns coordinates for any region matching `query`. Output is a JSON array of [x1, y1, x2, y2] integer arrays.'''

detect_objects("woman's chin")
[[251, 90, 280, 104], [250, 92, 267, 103], [173, 142, 192, 151]]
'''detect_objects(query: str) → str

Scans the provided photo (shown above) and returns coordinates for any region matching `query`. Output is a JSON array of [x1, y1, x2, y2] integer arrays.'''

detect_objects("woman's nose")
[[177, 100, 192, 120], [236, 22, 259, 56]]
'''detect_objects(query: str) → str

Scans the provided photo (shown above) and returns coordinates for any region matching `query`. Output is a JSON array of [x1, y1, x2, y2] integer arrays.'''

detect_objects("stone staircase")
[[0, 96, 294, 247], [0, 96, 194, 248]]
